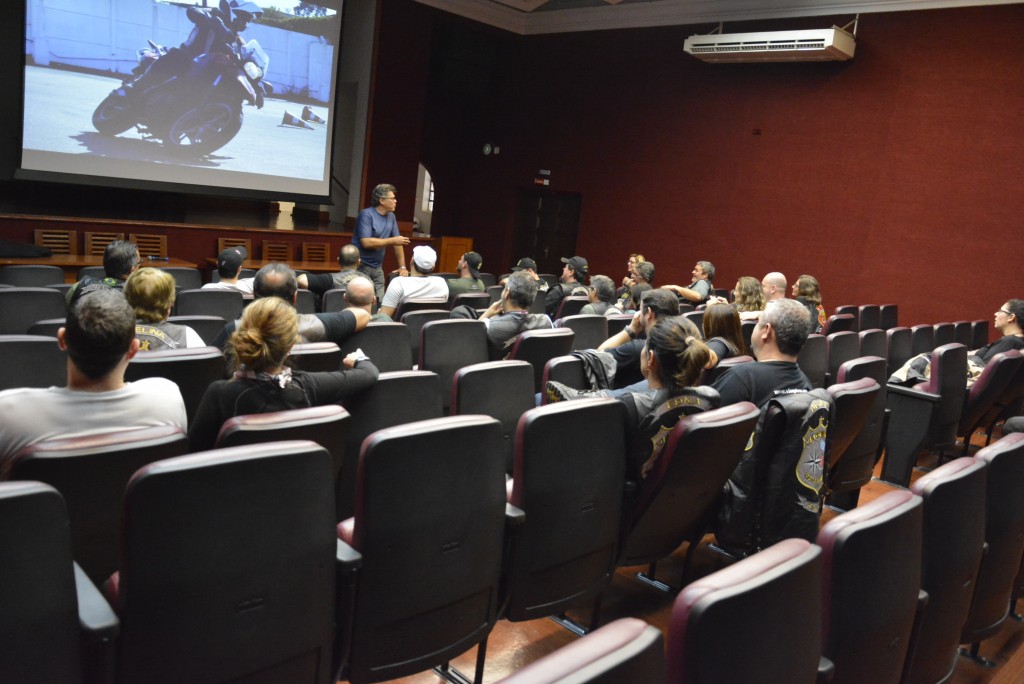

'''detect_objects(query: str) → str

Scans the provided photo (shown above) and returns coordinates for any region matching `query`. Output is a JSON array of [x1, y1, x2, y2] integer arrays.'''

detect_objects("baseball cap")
[[463, 251, 483, 279], [560, 256, 588, 278], [511, 257, 537, 272], [217, 246, 247, 274], [411, 245, 437, 272]]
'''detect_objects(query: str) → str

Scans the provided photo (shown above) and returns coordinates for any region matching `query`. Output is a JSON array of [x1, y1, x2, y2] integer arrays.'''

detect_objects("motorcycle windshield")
[[241, 40, 269, 72]]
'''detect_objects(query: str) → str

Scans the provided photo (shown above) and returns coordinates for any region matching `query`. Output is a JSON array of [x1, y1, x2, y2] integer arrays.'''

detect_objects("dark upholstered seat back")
[[419, 319, 489, 410], [452, 360, 535, 472], [125, 346, 227, 426], [797, 333, 827, 389], [507, 328, 575, 392], [338, 321, 413, 373], [0, 334, 67, 390]]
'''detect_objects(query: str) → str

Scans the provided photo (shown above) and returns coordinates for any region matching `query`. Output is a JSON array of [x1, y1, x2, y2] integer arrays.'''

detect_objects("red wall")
[[370, 3, 1024, 328]]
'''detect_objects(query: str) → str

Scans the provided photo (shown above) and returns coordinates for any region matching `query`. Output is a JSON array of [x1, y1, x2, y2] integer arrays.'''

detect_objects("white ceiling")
[[413, 0, 1022, 34]]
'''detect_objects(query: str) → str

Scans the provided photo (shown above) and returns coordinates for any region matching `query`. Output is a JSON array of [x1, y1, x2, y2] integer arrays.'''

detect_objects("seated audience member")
[[500, 258, 549, 291], [297, 244, 363, 296], [212, 263, 370, 348], [447, 251, 486, 297], [189, 297, 379, 452], [890, 299, 1024, 386], [548, 316, 719, 482], [792, 274, 826, 334], [202, 246, 254, 295], [621, 253, 645, 288], [545, 255, 590, 317], [598, 288, 680, 388], [617, 261, 656, 308], [703, 300, 750, 362], [452, 271, 552, 359], [662, 260, 715, 304], [0, 289, 187, 473], [711, 298, 813, 407], [378, 245, 448, 318], [615, 282, 653, 315], [125, 267, 204, 350], [714, 275, 765, 317], [580, 275, 617, 316], [66, 239, 140, 308], [344, 275, 392, 322]]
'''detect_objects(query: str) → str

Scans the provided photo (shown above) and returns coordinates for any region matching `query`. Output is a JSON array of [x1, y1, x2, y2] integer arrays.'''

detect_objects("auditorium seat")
[[0, 334, 66, 390], [972, 319, 989, 351], [338, 321, 413, 373], [295, 288, 315, 314], [554, 295, 589, 320], [26, 317, 65, 338], [107, 441, 338, 684], [828, 356, 888, 510], [401, 309, 449, 362], [8, 425, 188, 584], [910, 324, 935, 357], [858, 328, 886, 360], [321, 287, 346, 313], [165, 315, 225, 346], [507, 328, 575, 392], [174, 288, 243, 319], [558, 314, 608, 351], [879, 303, 899, 330], [817, 490, 924, 683], [797, 333, 827, 389], [157, 267, 201, 290], [933, 322, 956, 348], [336, 416, 514, 684], [0, 264, 66, 287], [858, 304, 881, 332], [823, 313, 856, 336], [954, 320, 972, 348], [700, 354, 753, 386], [825, 331, 859, 386], [886, 326, 913, 376], [834, 305, 859, 330], [0, 481, 118, 684], [449, 291, 492, 310], [541, 355, 587, 403], [956, 350, 1023, 454], [824, 377, 881, 506], [394, 297, 448, 320], [288, 341, 342, 372], [666, 538, 829, 683], [124, 346, 227, 426], [451, 360, 535, 472], [0, 287, 67, 334], [419, 319, 489, 410], [504, 398, 627, 632], [486, 284, 504, 303]]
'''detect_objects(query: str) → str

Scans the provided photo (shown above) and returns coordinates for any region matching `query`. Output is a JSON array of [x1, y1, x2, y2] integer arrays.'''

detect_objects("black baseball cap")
[[561, 256, 588, 278], [217, 246, 247, 274], [463, 251, 483, 279], [511, 257, 537, 272]]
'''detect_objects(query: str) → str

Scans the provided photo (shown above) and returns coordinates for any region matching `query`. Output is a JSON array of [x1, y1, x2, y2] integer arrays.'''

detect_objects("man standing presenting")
[[353, 183, 410, 299]]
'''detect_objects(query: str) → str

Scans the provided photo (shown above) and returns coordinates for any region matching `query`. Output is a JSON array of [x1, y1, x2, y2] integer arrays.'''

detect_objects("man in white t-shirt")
[[201, 245, 254, 295], [378, 245, 448, 318], [0, 289, 187, 476]]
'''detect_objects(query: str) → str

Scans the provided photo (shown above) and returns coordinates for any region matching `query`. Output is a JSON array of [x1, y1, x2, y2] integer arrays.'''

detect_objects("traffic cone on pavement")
[[301, 105, 326, 124], [280, 110, 314, 129]]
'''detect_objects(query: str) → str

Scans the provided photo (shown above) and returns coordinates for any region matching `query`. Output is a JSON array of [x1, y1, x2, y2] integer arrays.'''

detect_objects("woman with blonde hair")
[[731, 276, 766, 314], [188, 296, 378, 451], [124, 267, 204, 350], [792, 274, 826, 334]]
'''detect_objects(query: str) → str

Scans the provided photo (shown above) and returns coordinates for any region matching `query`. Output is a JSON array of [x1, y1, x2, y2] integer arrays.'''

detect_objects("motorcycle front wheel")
[[165, 101, 243, 156], [92, 92, 135, 135]]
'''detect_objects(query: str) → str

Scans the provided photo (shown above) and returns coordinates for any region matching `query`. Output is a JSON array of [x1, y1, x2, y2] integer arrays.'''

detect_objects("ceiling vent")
[[684, 25, 856, 64]]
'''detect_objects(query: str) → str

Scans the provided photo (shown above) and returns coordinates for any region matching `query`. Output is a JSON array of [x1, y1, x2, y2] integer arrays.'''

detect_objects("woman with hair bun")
[[188, 297, 378, 451]]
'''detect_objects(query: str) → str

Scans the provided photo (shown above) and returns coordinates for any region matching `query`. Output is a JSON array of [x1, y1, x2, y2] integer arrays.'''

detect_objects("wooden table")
[[204, 258, 341, 274], [0, 256, 197, 283]]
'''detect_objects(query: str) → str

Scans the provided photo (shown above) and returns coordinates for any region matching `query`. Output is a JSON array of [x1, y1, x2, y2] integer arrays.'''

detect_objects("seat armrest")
[[505, 502, 526, 529], [882, 388, 941, 486], [333, 540, 364, 682], [75, 563, 119, 684], [886, 384, 941, 403], [817, 655, 836, 683], [901, 589, 930, 684], [336, 538, 363, 571], [498, 504, 526, 617]]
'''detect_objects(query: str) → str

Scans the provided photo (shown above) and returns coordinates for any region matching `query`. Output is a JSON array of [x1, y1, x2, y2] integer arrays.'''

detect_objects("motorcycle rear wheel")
[[166, 101, 243, 156], [92, 93, 135, 135]]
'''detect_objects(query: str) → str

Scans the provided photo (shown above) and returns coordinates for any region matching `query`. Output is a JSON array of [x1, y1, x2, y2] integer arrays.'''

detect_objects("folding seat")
[[173, 288, 243, 320], [886, 326, 913, 376], [0, 287, 68, 334], [337, 370, 444, 519], [825, 331, 859, 386], [911, 324, 935, 357], [165, 315, 225, 346], [26, 317, 66, 338], [0, 334, 66, 390], [954, 320, 972, 347], [606, 314, 633, 335], [156, 267, 201, 290], [452, 360, 535, 472], [828, 356, 888, 510], [504, 398, 627, 631], [49, 283, 74, 297], [529, 289, 548, 314], [507, 328, 575, 392], [932, 322, 955, 348], [336, 416, 516, 684], [741, 320, 757, 349], [712, 287, 732, 302], [0, 481, 118, 684], [900, 457, 987, 684], [34, 228, 78, 255], [107, 441, 338, 684], [295, 288, 316, 314], [971, 319, 989, 350], [666, 538, 829, 683], [84, 232, 124, 256], [210, 268, 256, 282], [449, 291, 491, 310], [338, 321, 413, 372], [419, 319, 490, 410], [538, 273, 559, 288], [288, 341, 342, 372], [979, 358, 1024, 444], [859, 328, 886, 359], [959, 433, 1024, 665], [797, 333, 827, 388], [321, 287, 346, 313], [435, 272, 460, 282], [621, 403, 760, 589], [682, 309, 704, 331], [823, 313, 856, 336], [78, 265, 106, 279], [817, 490, 924, 684], [835, 304, 859, 329], [541, 355, 587, 403], [554, 295, 590, 319], [401, 308, 449, 362], [0, 264, 66, 287], [215, 404, 350, 517], [676, 302, 694, 314], [486, 284, 504, 303], [700, 354, 753, 386], [879, 303, 899, 330], [558, 314, 607, 351], [881, 344, 968, 487], [494, 618, 664, 684], [124, 346, 228, 426], [956, 350, 1023, 454], [8, 426, 188, 584], [128, 233, 167, 258], [824, 378, 882, 507], [479, 273, 497, 288], [394, 296, 448, 320], [858, 304, 881, 332]]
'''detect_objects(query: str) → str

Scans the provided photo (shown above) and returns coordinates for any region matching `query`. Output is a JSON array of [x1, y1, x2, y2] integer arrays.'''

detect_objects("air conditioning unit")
[[684, 28, 856, 63]]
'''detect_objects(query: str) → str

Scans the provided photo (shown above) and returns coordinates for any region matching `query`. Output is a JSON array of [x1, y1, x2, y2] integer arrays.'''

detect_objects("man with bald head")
[[762, 272, 787, 303], [344, 275, 392, 321]]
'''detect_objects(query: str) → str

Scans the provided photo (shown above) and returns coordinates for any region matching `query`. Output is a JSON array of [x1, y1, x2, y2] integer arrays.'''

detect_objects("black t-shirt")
[[976, 335, 1024, 363], [608, 338, 646, 388], [711, 360, 812, 407]]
